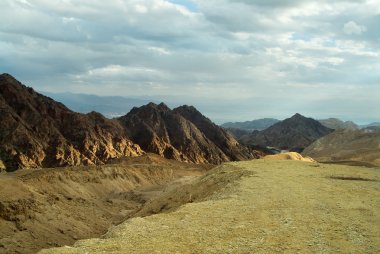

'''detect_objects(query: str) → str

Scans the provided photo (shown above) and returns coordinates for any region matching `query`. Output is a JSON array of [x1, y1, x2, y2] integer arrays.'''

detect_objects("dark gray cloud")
[[0, 0, 379, 124]]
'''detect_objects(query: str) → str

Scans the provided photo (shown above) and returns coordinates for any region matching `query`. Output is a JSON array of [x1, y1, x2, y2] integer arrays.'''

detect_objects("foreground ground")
[[0, 154, 209, 254], [40, 159, 380, 253]]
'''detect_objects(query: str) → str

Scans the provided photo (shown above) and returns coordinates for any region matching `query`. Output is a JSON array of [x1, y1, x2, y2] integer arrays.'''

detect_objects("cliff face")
[[0, 74, 142, 171], [241, 113, 333, 152], [118, 103, 255, 164]]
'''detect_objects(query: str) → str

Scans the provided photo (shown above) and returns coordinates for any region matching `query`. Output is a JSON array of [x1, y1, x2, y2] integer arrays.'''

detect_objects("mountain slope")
[[221, 118, 280, 131], [303, 129, 380, 166], [118, 103, 254, 164], [318, 118, 358, 130], [0, 73, 142, 171], [241, 113, 333, 151]]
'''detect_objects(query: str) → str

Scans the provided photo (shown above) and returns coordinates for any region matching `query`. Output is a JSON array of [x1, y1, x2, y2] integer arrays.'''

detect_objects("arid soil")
[[40, 160, 379, 254], [263, 152, 315, 162], [0, 154, 210, 254]]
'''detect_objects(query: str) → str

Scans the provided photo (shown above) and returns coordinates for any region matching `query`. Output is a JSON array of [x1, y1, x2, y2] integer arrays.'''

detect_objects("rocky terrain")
[[318, 118, 359, 130], [40, 159, 380, 253], [0, 154, 210, 254], [118, 103, 255, 164], [1, 74, 257, 171], [241, 113, 333, 152], [303, 128, 380, 167], [0, 74, 143, 171]]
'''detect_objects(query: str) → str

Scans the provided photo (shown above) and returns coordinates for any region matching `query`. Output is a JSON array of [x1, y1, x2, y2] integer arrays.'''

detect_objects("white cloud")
[[343, 21, 367, 35], [0, 0, 379, 123]]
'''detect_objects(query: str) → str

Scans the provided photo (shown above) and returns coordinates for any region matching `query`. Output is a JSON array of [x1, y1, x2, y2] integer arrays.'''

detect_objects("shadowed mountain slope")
[[241, 113, 333, 152], [118, 103, 255, 164], [0, 74, 142, 171], [303, 128, 380, 167]]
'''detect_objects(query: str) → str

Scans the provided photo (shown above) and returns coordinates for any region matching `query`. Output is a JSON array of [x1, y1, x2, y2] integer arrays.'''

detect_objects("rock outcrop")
[[118, 103, 255, 164], [241, 113, 333, 152], [0, 73, 143, 171]]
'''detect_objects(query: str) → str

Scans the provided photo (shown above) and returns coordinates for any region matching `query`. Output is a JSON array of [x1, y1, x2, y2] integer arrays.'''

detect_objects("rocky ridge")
[[0, 73, 142, 171], [118, 103, 255, 164]]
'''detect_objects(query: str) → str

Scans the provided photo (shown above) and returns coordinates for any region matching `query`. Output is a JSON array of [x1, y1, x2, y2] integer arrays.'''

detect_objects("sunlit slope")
[[40, 160, 380, 254]]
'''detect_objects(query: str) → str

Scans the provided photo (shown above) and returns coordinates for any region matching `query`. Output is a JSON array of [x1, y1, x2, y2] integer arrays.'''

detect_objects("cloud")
[[0, 0, 379, 124], [343, 21, 367, 35]]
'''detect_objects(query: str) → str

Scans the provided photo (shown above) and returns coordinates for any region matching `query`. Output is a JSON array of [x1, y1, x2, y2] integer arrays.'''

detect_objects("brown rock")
[[0, 73, 143, 171], [118, 103, 255, 164]]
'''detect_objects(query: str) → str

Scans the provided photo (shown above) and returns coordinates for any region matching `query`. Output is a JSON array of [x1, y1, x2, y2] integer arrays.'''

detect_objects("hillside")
[[241, 113, 333, 152], [303, 129, 380, 167], [0, 74, 142, 171], [118, 103, 255, 164], [40, 160, 380, 253], [221, 118, 280, 131], [0, 74, 257, 171], [0, 154, 210, 254], [318, 118, 358, 130]]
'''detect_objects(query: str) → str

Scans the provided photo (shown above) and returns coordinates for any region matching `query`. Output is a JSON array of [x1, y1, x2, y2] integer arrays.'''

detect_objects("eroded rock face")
[[0, 74, 143, 171], [118, 103, 255, 164], [241, 113, 333, 152]]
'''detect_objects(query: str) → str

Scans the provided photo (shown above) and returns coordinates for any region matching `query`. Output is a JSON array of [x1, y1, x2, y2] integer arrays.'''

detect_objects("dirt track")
[[40, 159, 380, 253]]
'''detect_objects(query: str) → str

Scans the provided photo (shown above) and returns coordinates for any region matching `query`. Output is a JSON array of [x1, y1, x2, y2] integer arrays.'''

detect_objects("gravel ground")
[[40, 160, 380, 254]]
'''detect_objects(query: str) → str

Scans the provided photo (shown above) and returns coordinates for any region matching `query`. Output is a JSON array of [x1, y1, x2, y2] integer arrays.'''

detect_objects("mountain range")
[[0, 74, 255, 171], [0, 74, 143, 171], [221, 118, 280, 131], [44, 92, 153, 118], [318, 118, 359, 130]]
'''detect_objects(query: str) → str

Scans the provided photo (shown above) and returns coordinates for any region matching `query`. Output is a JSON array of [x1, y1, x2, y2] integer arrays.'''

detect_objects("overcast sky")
[[1, 0, 379, 124]]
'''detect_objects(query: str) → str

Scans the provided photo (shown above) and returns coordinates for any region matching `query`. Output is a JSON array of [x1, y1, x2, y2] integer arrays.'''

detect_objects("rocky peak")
[[0, 75, 143, 171], [118, 103, 256, 164]]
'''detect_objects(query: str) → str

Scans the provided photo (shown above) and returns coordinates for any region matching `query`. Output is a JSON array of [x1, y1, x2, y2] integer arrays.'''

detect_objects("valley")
[[0, 154, 210, 254]]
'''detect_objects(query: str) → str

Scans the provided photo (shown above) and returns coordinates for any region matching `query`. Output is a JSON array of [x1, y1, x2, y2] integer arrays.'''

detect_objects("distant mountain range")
[[43, 92, 153, 118], [318, 118, 359, 130], [221, 118, 280, 131], [0, 74, 255, 171], [240, 113, 334, 152]]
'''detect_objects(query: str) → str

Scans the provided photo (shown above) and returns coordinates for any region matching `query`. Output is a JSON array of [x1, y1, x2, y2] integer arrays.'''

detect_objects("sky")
[[1, 0, 379, 124]]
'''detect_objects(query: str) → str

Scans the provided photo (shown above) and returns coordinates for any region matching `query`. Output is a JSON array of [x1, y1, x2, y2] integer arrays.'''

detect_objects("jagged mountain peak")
[[118, 102, 256, 164], [0, 75, 143, 171]]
